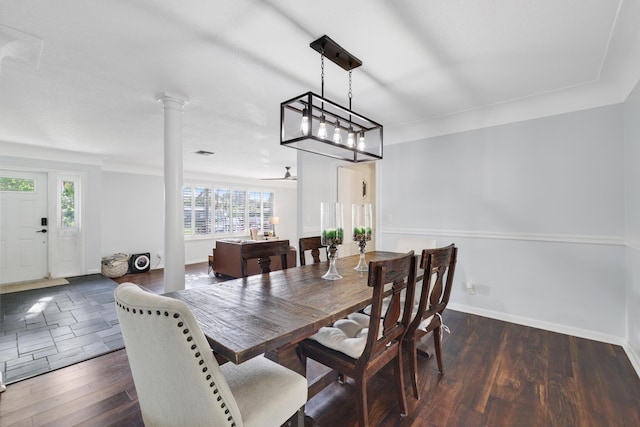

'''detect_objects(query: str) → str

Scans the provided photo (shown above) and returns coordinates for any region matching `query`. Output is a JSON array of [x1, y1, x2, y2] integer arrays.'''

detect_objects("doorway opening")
[[337, 163, 376, 257]]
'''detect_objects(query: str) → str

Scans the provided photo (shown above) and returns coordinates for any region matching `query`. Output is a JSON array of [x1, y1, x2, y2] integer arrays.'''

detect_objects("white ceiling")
[[1, 0, 640, 181]]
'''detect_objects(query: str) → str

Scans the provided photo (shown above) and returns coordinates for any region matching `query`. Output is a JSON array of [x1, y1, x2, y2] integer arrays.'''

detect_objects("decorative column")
[[157, 92, 189, 292]]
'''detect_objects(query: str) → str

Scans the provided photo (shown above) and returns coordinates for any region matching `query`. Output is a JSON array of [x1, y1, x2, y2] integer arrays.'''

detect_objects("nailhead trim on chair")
[[116, 300, 237, 426]]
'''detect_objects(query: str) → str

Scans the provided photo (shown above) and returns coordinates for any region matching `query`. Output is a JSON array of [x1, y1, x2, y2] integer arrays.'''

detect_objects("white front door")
[[0, 171, 49, 285]]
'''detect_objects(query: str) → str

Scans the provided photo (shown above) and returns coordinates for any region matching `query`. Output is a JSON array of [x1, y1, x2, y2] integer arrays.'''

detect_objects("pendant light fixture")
[[280, 35, 383, 162]]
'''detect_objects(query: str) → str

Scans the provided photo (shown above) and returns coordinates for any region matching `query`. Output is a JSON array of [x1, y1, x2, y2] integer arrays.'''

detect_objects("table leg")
[[266, 342, 340, 399], [265, 342, 304, 375]]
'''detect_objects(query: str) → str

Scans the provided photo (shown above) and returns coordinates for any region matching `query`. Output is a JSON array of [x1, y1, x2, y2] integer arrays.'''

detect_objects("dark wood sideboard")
[[213, 239, 297, 278]]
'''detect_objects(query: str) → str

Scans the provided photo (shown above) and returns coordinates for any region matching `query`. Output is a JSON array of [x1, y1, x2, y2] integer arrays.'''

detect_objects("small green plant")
[[353, 226, 372, 241], [322, 227, 344, 244]]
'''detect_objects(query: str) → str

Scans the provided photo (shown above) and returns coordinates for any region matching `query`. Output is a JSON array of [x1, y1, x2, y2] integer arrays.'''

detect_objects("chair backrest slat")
[[240, 240, 290, 277], [412, 244, 458, 332], [298, 236, 327, 266], [361, 252, 416, 364]]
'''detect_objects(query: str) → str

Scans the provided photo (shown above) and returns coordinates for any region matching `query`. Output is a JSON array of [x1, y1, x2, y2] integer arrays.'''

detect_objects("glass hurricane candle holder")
[[321, 202, 344, 280], [352, 203, 373, 271]]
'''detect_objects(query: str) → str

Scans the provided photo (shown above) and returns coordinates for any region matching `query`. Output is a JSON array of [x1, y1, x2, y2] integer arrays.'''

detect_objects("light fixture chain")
[[321, 49, 325, 97], [348, 69, 353, 111]]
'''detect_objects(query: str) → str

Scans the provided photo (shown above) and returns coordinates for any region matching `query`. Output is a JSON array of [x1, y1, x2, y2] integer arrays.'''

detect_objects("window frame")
[[56, 174, 81, 231], [183, 184, 275, 240]]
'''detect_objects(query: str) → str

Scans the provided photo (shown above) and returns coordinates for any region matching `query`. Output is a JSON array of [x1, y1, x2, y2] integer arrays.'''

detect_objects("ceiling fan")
[[262, 166, 297, 181]]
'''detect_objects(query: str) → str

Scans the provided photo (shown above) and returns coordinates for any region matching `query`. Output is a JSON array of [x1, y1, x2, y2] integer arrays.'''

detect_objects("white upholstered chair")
[[115, 282, 307, 427]]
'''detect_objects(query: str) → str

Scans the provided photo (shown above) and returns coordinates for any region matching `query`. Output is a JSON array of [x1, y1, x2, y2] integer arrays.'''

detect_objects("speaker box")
[[129, 253, 151, 273]]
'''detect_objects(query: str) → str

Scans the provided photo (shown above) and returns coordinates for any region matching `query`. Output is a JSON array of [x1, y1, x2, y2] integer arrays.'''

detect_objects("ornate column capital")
[[156, 91, 189, 111]]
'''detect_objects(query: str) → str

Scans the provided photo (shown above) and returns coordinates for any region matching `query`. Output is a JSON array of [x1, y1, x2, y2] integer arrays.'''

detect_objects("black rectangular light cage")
[[280, 91, 383, 162]]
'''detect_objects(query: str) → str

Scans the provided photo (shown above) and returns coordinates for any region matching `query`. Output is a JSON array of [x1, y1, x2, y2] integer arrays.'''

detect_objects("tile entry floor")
[[0, 274, 123, 384]]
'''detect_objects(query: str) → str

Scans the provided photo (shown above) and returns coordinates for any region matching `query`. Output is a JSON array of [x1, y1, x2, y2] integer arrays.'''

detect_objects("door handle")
[[36, 229, 47, 233]]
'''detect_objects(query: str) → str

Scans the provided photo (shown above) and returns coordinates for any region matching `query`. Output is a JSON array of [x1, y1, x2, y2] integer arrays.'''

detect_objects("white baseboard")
[[623, 341, 640, 378], [447, 303, 625, 345], [447, 303, 640, 378]]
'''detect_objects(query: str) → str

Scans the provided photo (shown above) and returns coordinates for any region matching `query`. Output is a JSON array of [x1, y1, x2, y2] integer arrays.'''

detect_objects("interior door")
[[0, 171, 49, 285]]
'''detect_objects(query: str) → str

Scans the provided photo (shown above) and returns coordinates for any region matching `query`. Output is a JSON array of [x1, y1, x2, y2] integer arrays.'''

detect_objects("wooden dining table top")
[[166, 251, 404, 364]]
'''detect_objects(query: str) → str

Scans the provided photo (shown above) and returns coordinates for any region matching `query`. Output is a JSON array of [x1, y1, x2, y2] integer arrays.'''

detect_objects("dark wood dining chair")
[[298, 236, 327, 266], [405, 244, 457, 399], [298, 252, 417, 427], [240, 240, 290, 277]]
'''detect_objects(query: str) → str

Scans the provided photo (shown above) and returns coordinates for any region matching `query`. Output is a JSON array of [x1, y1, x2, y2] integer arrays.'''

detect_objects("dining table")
[[165, 250, 409, 396]]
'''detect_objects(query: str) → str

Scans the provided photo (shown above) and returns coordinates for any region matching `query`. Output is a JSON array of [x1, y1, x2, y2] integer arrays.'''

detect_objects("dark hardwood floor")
[[1, 263, 639, 426]]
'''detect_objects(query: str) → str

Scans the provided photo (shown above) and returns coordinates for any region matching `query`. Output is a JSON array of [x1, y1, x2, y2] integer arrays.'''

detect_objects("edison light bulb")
[[333, 120, 342, 144], [346, 127, 355, 147], [318, 115, 327, 139], [358, 131, 366, 150], [300, 108, 309, 135]]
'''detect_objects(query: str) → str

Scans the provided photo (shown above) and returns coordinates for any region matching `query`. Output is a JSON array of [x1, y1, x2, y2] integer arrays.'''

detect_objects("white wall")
[[297, 150, 341, 238], [101, 170, 298, 267], [624, 79, 640, 371], [101, 171, 165, 265], [273, 184, 298, 251], [379, 104, 627, 342]]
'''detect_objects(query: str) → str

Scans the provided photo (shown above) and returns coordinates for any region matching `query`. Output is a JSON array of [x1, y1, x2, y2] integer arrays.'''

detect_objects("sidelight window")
[[60, 180, 75, 228]]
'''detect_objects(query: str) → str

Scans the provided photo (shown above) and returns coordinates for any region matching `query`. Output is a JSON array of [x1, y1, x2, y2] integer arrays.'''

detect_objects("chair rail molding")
[[382, 228, 626, 247], [626, 239, 640, 252]]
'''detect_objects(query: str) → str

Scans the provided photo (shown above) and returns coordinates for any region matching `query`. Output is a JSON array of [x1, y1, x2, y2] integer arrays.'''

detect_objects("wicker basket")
[[101, 253, 130, 278]]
